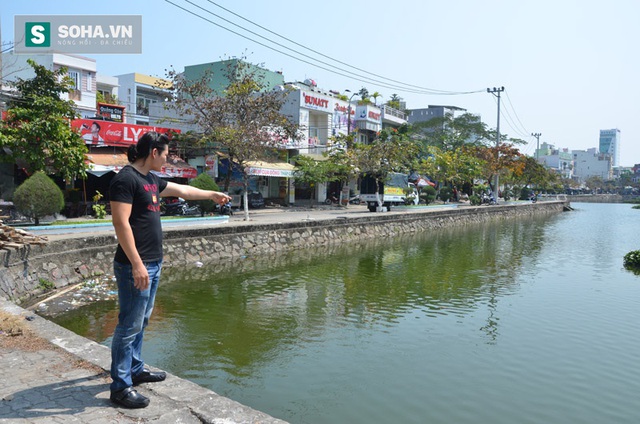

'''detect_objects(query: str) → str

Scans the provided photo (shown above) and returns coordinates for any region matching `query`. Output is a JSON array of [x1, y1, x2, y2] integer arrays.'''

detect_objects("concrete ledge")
[[1, 201, 568, 303], [0, 298, 288, 423]]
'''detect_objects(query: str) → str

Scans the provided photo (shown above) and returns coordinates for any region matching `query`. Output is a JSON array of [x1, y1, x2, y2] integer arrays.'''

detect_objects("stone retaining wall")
[[0, 201, 566, 302]]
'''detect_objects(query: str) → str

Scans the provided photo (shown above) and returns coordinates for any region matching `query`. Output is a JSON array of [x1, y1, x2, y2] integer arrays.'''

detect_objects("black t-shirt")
[[109, 165, 168, 264]]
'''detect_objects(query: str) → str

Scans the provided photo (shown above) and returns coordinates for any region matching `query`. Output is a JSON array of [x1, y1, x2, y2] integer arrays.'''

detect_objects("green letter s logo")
[[25, 22, 50, 47]]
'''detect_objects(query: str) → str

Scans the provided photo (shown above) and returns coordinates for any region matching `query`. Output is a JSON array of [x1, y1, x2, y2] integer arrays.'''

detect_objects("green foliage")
[[473, 184, 489, 196], [502, 187, 513, 201], [13, 171, 64, 225], [0, 59, 87, 181], [38, 278, 56, 291], [92, 191, 107, 219], [439, 186, 453, 202], [420, 185, 437, 205], [632, 205, 640, 209], [189, 173, 220, 215], [469, 194, 482, 206], [519, 186, 532, 200], [623, 250, 640, 271]]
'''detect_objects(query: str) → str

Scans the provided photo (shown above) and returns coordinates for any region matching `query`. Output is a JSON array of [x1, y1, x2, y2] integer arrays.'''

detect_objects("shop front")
[[245, 160, 296, 205]]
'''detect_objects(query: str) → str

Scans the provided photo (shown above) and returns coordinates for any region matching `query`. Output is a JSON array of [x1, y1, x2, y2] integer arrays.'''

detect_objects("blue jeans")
[[110, 260, 162, 392]]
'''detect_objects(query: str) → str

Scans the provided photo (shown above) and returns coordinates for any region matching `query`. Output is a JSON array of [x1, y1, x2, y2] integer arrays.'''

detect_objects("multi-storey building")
[[536, 142, 574, 179], [599, 129, 620, 167], [2, 52, 98, 119], [115, 72, 172, 126], [572, 148, 612, 182], [407, 105, 466, 125]]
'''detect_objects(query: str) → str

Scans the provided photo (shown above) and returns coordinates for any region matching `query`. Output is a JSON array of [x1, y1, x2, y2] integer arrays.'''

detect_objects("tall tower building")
[[599, 129, 620, 167]]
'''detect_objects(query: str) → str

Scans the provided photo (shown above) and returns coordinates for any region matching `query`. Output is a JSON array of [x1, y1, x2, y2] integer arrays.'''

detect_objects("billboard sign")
[[72, 119, 180, 147]]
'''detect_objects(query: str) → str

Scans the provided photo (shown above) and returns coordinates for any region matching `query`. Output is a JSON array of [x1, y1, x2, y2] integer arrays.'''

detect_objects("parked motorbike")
[[349, 195, 361, 205], [161, 198, 201, 216], [217, 202, 233, 216], [481, 192, 497, 205], [324, 193, 340, 205]]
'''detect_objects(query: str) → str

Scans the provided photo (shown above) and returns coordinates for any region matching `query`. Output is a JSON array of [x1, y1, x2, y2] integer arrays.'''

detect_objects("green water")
[[53, 203, 640, 423]]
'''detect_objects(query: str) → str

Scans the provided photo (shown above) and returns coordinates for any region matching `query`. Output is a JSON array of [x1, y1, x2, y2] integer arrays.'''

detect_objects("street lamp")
[[344, 89, 358, 134]]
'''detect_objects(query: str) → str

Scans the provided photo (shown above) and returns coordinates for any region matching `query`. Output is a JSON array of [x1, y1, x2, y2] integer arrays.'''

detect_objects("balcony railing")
[[381, 104, 407, 120]]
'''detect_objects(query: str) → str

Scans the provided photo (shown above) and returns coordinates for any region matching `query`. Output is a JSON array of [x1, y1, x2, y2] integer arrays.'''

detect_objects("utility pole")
[[531, 132, 542, 161], [487, 86, 504, 202]]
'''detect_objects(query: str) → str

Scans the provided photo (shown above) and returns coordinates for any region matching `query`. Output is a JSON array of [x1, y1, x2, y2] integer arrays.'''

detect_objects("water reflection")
[[56, 214, 557, 368]]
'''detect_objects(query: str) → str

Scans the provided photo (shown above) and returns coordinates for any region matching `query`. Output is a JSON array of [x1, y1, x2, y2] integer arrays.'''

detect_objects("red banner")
[[71, 119, 180, 147]]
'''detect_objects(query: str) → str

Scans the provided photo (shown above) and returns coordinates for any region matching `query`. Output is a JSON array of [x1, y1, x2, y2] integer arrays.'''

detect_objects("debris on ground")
[[33, 276, 118, 317], [0, 220, 48, 249]]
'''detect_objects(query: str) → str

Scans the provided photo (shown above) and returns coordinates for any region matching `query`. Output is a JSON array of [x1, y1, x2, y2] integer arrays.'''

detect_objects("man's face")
[[151, 146, 168, 171]]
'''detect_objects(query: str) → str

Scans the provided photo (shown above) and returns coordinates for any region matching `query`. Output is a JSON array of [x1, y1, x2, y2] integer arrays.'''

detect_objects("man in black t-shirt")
[[108, 132, 230, 409]]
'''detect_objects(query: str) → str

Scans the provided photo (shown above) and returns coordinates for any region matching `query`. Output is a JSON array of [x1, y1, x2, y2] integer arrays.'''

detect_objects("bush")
[[624, 250, 640, 270], [470, 194, 482, 206], [439, 186, 453, 203], [189, 173, 220, 216], [420, 185, 437, 205], [13, 171, 64, 225], [92, 191, 107, 219], [520, 187, 532, 200]]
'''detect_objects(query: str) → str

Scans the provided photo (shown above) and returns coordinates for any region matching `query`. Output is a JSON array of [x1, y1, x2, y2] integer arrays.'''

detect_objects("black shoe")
[[110, 387, 150, 408], [132, 368, 167, 385]]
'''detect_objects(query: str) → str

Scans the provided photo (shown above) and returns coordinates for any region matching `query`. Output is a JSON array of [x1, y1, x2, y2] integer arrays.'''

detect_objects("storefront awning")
[[86, 149, 129, 176], [85, 150, 198, 179], [245, 160, 295, 177]]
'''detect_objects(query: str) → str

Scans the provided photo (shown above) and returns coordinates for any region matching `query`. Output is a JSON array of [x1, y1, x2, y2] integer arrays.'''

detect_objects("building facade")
[[536, 142, 574, 179], [572, 148, 612, 182], [115, 73, 172, 126], [599, 129, 620, 168]]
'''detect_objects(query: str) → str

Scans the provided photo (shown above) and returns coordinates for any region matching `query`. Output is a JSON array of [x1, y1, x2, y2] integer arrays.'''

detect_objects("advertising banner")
[[72, 119, 180, 147], [97, 103, 125, 122]]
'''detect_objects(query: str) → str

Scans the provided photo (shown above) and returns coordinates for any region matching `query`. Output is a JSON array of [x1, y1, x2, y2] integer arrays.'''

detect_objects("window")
[[67, 70, 81, 100], [86, 72, 92, 92], [68, 70, 80, 90]]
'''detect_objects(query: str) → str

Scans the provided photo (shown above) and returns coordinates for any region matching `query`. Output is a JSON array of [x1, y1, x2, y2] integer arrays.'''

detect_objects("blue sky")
[[2, 0, 638, 166]]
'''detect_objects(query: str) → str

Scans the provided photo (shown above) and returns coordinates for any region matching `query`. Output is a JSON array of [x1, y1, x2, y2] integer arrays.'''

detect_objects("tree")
[[387, 93, 402, 110], [0, 59, 87, 182], [471, 143, 524, 194], [293, 154, 332, 207], [411, 112, 489, 152], [371, 92, 382, 106], [166, 58, 300, 220], [13, 171, 64, 225], [351, 126, 419, 209], [416, 145, 485, 190], [189, 173, 220, 216]]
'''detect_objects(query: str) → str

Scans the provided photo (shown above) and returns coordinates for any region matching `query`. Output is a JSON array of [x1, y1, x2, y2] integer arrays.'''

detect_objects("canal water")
[[52, 203, 640, 424]]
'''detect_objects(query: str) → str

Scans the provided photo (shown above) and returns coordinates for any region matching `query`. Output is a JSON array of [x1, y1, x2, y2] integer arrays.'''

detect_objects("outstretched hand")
[[212, 191, 232, 205]]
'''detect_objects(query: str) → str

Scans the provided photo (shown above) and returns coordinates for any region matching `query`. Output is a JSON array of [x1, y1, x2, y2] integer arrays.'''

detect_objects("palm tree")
[[371, 91, 382, 106]]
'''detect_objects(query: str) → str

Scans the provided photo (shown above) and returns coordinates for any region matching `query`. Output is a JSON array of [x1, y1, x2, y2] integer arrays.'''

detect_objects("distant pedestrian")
[[108, 131, 230, 409]]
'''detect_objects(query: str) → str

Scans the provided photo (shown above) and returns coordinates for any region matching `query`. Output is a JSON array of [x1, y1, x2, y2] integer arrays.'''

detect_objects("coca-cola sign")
[[72, 119, 180, 147]]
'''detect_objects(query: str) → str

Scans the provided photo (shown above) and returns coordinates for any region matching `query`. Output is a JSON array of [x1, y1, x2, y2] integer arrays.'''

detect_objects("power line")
[[164, 0, 485, 97], [202, 0, 477, 95]]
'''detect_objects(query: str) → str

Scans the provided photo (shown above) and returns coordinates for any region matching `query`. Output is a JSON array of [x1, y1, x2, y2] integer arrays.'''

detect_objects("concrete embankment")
[[1, 201, 567, 303]]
